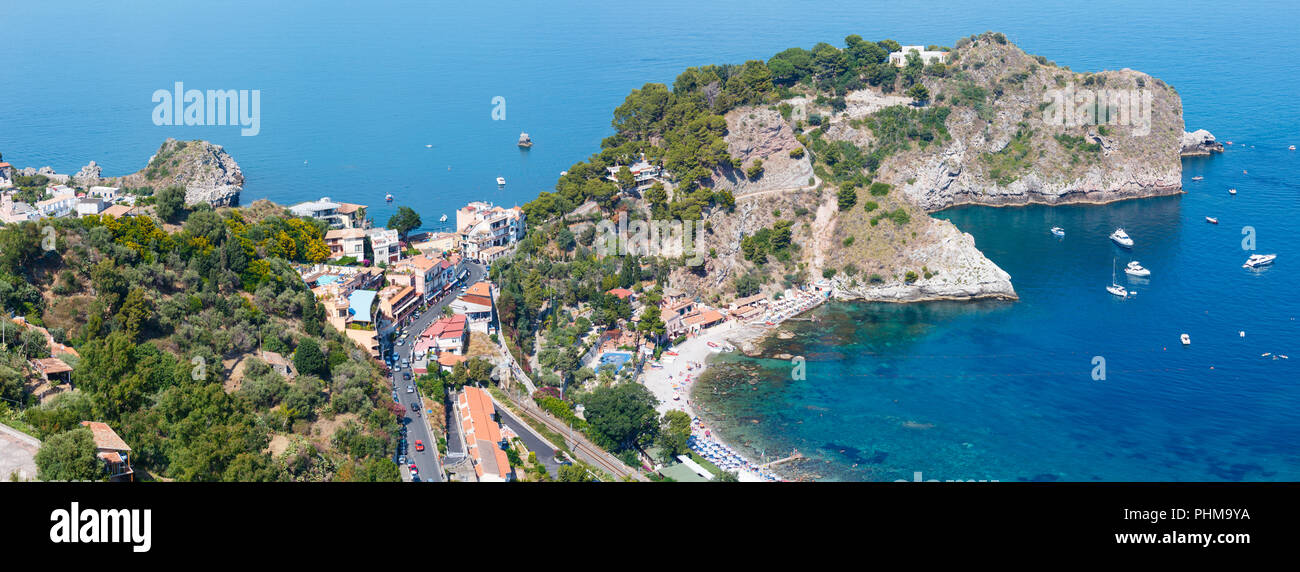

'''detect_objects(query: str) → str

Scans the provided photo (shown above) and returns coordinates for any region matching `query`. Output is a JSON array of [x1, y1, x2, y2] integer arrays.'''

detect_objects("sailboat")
[[1107, 259, 1129, 297]]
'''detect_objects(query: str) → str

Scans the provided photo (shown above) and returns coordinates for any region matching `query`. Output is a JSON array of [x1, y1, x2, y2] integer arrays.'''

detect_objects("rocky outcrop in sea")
[[1180, 129, 1224, 156]]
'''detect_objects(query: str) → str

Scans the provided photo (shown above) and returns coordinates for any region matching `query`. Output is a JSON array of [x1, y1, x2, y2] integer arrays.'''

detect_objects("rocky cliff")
[[1180, 129, 1224, 156], [106, 138, 243, 207]]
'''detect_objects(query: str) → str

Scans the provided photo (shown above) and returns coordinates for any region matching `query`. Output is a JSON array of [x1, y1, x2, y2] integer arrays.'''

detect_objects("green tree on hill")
[[294, 338, 328, 379], [35, 427, 102, 481]]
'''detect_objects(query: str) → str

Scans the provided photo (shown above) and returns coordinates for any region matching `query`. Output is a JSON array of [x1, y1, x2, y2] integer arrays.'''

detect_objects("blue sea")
[[4, 0, 1297, 480]]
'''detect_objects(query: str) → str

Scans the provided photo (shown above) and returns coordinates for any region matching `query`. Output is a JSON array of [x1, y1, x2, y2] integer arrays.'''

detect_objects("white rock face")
[[831, 218, 1016, 302], [1180, 129, 1224, 156]]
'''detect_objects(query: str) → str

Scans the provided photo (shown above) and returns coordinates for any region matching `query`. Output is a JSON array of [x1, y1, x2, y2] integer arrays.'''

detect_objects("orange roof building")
[[456, 387, 513, 482]]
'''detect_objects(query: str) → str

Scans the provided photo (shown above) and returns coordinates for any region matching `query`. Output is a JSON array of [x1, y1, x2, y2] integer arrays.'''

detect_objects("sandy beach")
[[641, 288, 827, 482]]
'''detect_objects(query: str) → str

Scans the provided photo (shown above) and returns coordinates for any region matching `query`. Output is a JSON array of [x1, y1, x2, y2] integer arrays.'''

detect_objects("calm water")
[[5, 1, 1298, 480]]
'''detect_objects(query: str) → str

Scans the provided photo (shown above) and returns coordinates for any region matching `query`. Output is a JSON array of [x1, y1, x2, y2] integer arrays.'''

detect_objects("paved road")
[[386, 260, 487, 482], [491, 397, 562, 477]]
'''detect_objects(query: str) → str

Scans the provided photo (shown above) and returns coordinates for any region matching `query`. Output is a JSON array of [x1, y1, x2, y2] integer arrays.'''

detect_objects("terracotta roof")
[[456, 294, 493, 309], [607, 288, 634, 300], [733, 293, 767, 307], [424, 314, 468, 340], [459, 387, 511, 480], [80, 421, 131, 452], [683, 309, 725, 326], [334, 202, 366, 214], [325, 228, 366, 239], [437, 354, 466, 367], [101, 204, 134, 217], [465, 281, 492, 298], [32, 357, 72, 374]]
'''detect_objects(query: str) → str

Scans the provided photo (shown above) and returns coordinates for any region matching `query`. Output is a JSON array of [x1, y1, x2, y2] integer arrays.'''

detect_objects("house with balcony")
[[324, 228, 367, 261], [450, 281, 495, 334], [605, 156, 666, 191], [378, 284, 419, 335], [79, 421, 134, 482], [368, 227, 402, 265], [455, 201, 525, 263], [35, 188, 78, 218], [422, 313, 468, 356]]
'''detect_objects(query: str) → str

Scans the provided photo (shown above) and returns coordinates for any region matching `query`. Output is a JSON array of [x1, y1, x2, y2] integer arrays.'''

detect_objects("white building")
[[605, 158, 665, 191], [75, 198, 107, 216], [888, 45, 949, 67], [367, 227, 402, 265], [87, 186, 120, 201], [324, 228, 366, 260], [455, 201, 525, 262], [289, 197, 369, 229], [35, 189, 78, 218]]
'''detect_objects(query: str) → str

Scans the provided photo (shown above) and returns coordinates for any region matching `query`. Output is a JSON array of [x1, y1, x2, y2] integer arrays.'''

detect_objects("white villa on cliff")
[[888, 45, 949, 67]]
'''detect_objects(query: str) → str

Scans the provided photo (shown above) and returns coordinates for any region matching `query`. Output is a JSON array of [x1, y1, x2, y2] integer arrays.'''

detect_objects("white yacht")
[[1229, 188, 1237, 195], [1191, 176, 1203, 181], [1125, 260, 1151, 277], [496, 176, 506, 186], [1109, 228, 1134, 248], [1050, 226, 1065, 237], [439, 213, 448, 222], [1242, 253, 1277, 269], [1181, 333, 1191, 346], [1206, 216, 1218, 224]]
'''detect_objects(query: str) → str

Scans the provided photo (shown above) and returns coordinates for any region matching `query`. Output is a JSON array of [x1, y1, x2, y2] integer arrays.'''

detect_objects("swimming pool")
[[593, 351, 633, 373]]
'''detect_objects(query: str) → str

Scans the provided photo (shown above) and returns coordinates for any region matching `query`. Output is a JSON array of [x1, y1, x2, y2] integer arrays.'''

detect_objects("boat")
[[1191, 176, 1203, 181], [1229, 188, 1237, 195], [1180, 333, 1191, 346], [425, 144, 432, 148], [496, 176, 506, 186], [517, 132, 533, 148], [1125, 260, 1151, 277], [1050, 226, 1065, 237], [385, 193, 393, 202], [1291, 145, 1296, 151], [1206, 216, 1218, 224], [1107, 259, 1128, 297], [1242, 253, 1277, 268], [1109, 228, 1134, 248], [439, 214, 448, 222]]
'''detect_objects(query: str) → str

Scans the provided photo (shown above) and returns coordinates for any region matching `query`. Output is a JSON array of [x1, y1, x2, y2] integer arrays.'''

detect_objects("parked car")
[[409, 464, 418, 475], [398, 455, 406, 464], [403, 372, 412, 381], [407, 384, 414, 393], [414, 440, 425, 452], [410, 402, 419, 411]]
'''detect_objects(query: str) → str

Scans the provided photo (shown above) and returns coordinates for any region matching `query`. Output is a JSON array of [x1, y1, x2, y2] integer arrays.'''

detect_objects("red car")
[[408, 463, 418, 475], [414, 440, 425, 452]]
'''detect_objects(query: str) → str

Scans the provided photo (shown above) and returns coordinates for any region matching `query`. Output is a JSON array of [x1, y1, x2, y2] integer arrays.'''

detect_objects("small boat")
[[1125, 261, 1151, 277], [518, 132, 533, 148], [425, 144, 433, 148], [1229, 188, 1237, 195], [1107, 259, 1128, 297], [1243, 253, 1277, 268], [1050, 226, 1065, 237], [1109, 228, 1134, 248], [1180, 333, 1191, 346], [439, 214, 448, 222], [1206, 216, 1218, 224], [385, 193, 394, 202], [496, 176, 506, 186], [1291, 145, 1297, 151], [1191, 176, 1203, 181]]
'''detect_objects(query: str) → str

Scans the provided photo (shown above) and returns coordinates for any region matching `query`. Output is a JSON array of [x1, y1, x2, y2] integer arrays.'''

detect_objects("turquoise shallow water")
[[4, 0, 1298, 480]]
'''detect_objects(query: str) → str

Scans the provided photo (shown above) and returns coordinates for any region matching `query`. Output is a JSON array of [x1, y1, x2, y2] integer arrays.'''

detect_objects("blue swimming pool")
[[593, 351, 633, 373]]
